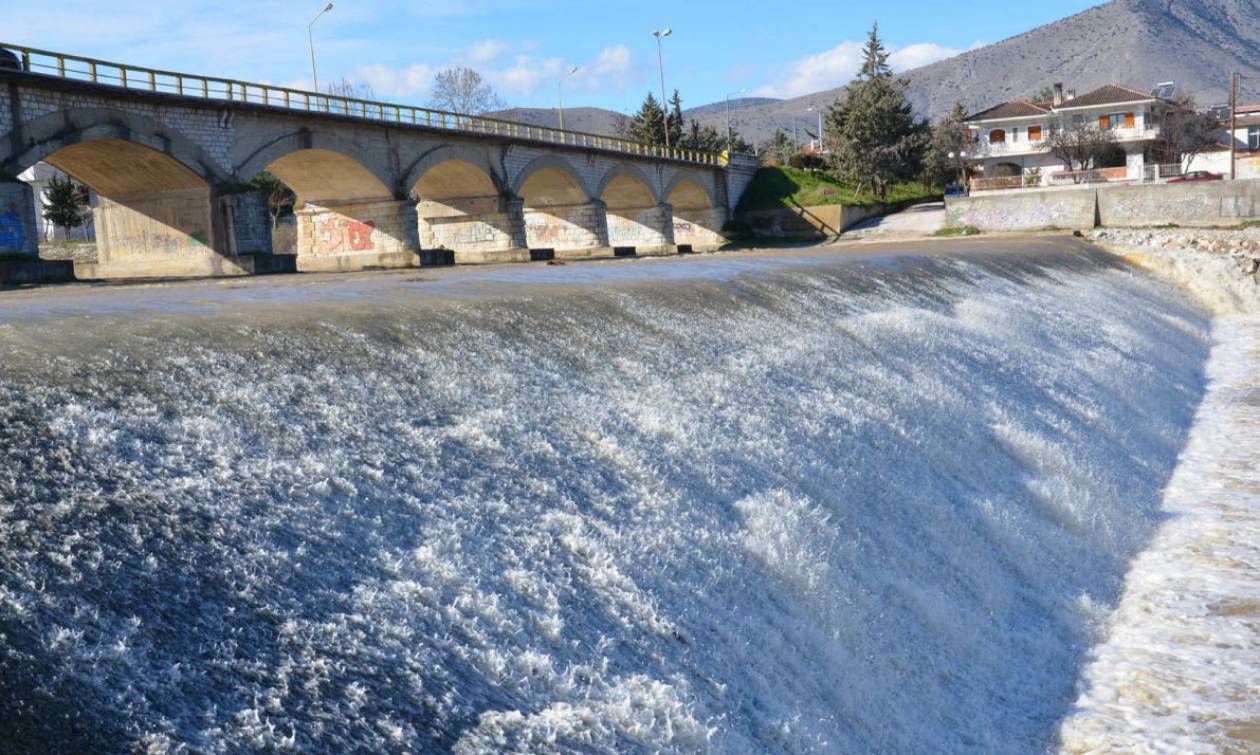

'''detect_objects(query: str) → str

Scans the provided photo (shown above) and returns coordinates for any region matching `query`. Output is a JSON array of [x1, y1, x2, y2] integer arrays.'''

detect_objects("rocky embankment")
[[1087, 228, 1260, 316]]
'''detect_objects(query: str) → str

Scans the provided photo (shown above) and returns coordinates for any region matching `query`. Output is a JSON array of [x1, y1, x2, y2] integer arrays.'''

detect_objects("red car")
[[1168, 171, 1224, 183]]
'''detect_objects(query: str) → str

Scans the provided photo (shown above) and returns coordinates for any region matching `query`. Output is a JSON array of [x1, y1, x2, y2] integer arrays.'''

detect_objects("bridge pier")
[[0, 182, 40, 258], [605, 202, 677, 256], [524, 199, 612, 259], [76, 188, 274, 279], [415, 196, 530, 264], [672, 207, 729, 251], [294, 199, 421, 272]]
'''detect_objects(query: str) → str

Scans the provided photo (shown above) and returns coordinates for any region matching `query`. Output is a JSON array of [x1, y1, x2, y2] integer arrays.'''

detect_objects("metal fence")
[[0, 42, 725, 166]]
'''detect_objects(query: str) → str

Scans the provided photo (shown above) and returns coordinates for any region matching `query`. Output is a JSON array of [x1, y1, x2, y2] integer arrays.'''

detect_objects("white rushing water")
[[0, 244, 1217, 752]]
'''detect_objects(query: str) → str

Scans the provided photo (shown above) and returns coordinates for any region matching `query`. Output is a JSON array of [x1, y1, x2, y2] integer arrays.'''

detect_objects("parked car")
[[944, 183, 968, 199], [0, 49, 21, 71], [1168, 171, 1224, 183]]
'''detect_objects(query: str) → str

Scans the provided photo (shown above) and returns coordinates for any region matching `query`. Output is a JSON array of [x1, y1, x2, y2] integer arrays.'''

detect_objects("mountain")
[[693, 0, 1260, 144], [491, 106, 628, 136]]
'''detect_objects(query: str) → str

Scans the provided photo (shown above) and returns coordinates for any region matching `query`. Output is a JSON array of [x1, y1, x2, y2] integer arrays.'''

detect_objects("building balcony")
[[972, 127, 1160, 158]]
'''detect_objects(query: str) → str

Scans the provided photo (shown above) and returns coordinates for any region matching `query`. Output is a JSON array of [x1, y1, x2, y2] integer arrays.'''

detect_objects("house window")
[[1028, 125, 1043, 142], [1249, 126, 1260, 150], [1100, 113, 1134, 130], [989, 128, 1006, 143]]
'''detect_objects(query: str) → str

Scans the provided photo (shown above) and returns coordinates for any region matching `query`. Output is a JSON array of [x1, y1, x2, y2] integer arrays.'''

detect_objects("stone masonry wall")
[[295, 200, 419, 271], [606, 205, 673, 250], [673, 207, 728, 249], [523, 202, 608, 251]]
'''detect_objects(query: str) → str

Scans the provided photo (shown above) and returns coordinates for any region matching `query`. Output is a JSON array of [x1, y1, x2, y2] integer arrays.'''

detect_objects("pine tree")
[[826, 22, 928, 199], [668, 90, 685, 147], [923, 102, 971, 188], [42, 174, 89, 237], [628, 93, 668, 146]]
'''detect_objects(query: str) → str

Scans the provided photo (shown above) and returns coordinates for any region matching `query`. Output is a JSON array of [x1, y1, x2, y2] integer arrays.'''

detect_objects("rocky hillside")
[[695, 0, 1260, 144]]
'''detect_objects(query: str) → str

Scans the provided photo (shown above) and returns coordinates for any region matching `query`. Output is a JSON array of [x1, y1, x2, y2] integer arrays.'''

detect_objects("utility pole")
[[1231, 72, 1240, 181], [652, 29, 672, 147]]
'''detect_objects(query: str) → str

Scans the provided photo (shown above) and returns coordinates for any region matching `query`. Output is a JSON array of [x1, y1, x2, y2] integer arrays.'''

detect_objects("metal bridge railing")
[[1, 42, 726, 167]]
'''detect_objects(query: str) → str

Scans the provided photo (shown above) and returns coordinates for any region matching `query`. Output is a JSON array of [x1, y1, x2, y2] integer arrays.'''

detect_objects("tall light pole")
[[726, 88, 746, 153], [308, 2, 334, 93], [652, 29, 672, 147], [557, 66, 578, 131], [808, 106, 823, 152]]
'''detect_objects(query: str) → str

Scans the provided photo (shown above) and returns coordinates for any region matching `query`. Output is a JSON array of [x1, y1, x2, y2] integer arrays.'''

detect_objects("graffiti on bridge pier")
[[316, 217, 377, 255], [0, 211, 27, 252]]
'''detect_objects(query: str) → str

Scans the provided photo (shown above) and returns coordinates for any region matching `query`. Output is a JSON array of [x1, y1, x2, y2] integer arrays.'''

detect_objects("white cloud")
[[756, 39, 969, 98], [354, 63, 435, 99], [888, 43, 965, 71], [466, 39, 508, 66]]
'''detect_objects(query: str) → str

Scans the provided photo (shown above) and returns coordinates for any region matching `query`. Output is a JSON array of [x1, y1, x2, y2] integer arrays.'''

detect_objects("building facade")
[[965, 84, 1176, 192]]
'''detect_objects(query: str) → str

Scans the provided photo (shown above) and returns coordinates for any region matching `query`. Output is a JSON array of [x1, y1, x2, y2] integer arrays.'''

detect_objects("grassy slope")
[[735, 166, 939, 214]]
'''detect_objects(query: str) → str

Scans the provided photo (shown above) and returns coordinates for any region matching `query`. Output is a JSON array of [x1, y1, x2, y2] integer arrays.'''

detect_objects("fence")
[[0, 42, 724, 166]]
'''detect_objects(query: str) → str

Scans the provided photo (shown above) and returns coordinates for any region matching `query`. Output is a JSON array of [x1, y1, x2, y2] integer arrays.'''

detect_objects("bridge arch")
[[598, 163, 672, 253], [664, 171, 725, 251], [403, 145, 505, 200], [234, 130, 394, 204], [408, 147, 520, 259], [0, 107, 227, 188], [512, 155, 604, 253]]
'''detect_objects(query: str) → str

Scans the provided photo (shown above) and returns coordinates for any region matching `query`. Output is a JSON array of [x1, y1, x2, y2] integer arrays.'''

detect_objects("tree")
[[42, 174, 89, 239], [826, 22, 928, 198], [429, 67, 505, 114], [1030, 86, 1056, 103], [250, 171, 296, 229], [325, 77, 375, 101], [667, 90, 685, 147], [1154, 96, 1224, 170], [759, 130, 794, 165], [923, 102, 975, 187], [628, 92, 668, 146], [1047, 125, 1118, 176]]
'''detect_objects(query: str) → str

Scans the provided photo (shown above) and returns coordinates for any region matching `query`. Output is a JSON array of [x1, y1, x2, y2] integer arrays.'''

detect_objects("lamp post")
[[308, 2, 333, 93], [808, 106, 824, 152], [652, 29, 672, 147], [725, 88, 746, 153], [557, 66, 578, 132]]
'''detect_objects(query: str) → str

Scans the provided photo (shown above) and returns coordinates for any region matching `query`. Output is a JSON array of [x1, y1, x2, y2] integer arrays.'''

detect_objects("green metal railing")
[[1, 42, 725, 166]]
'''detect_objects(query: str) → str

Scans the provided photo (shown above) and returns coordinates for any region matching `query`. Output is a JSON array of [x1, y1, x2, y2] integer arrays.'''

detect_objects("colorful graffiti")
[[315, 217, 377, 255], [0, 211, 27, 252]]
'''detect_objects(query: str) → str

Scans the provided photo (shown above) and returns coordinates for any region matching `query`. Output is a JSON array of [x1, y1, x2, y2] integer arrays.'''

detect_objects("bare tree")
[[325, 77, 376, 101], [429, 67, 506, 115], [1154, 96, 1224, 170], [1047, 125, 1118, 177]]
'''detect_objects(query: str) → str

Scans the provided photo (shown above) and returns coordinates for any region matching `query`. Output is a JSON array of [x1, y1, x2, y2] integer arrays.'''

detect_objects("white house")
[[964, 83, 1177, 192]]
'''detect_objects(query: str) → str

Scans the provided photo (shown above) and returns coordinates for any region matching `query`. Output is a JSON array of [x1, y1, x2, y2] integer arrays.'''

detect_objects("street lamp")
[[557, 66, 578, 132], [652, 29, 672, 147], [808, 106, 823, 152], [308, 2, 333, 93], [725, 88, 746, 153]]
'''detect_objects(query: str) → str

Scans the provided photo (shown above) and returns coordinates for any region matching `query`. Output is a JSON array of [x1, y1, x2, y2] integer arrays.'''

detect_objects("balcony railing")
[[0, 41, 725, 166], [974, 127, 1161, 157]]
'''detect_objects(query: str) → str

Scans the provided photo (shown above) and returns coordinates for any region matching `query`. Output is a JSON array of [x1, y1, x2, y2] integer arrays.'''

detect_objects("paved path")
[[844, 201, 946, 239]]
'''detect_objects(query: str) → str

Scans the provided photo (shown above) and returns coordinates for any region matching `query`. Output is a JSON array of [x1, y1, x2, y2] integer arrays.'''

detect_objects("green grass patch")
[[736, 166, 939, 213], [932, 225, 981, 237]]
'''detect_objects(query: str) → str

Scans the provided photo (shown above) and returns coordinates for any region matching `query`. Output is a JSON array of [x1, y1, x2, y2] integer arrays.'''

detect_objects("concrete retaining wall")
[[739, 203, 895, 239], [946, 190, 1097, 232], [946, 178, 1260, 232]]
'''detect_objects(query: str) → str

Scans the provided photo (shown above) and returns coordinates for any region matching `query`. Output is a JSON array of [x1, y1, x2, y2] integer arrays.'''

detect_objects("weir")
[[0, 241, 1216, 752]]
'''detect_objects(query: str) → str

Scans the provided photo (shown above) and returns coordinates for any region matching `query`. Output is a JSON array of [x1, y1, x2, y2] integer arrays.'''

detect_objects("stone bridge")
[[0, 44, 759, 278]]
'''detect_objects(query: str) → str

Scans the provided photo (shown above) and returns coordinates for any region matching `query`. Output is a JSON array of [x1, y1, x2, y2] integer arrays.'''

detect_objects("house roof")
[[1235, 103, 1260, 115], [966, 100, 1050, 121], [967, 83, 1163, 123], [1235, 114, 1260, 128], [1055, 84, 1159, 109]]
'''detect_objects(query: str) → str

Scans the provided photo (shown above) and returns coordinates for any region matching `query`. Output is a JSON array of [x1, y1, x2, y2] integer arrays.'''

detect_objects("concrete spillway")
[[0, 240, 1236, 752]]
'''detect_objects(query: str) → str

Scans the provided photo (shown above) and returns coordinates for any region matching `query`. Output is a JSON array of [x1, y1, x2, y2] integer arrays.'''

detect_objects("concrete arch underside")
[[412, 157, 524, 263], [514, 158, 606, 254], [599, 168, 674, 254]]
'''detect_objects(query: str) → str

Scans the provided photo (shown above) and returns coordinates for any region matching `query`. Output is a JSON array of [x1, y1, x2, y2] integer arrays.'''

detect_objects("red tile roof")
[[967, 84, 1164, 123], [966, 100, 1050, 121]]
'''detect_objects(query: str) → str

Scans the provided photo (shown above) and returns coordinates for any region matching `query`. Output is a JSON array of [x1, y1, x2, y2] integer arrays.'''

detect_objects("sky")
[[0, 0, 1105, 112]]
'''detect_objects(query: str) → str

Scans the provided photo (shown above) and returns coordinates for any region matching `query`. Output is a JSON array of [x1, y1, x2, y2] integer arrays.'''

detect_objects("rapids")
[[0, 241, 1214, 752]]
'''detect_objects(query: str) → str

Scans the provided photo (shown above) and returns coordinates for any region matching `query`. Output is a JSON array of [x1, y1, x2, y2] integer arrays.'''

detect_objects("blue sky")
[[2, 0, 1103, 111]]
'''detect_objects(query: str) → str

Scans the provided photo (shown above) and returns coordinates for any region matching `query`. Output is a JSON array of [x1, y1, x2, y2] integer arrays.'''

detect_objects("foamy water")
[[0, 245, 1216, 752], [1058, 314, 1260, 754]]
